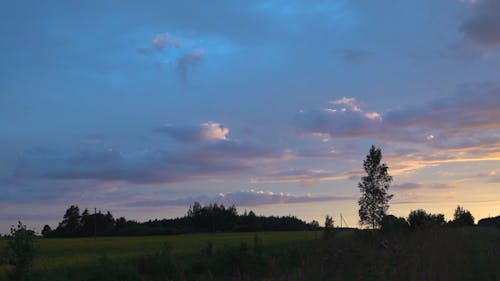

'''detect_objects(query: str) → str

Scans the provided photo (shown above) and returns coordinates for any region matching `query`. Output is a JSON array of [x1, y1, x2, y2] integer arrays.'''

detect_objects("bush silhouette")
[[6, 221, 36, 281], [478, 215, 500, 227], [380, 215, 409, 233], [450, 205, 474, 226], [408, 209, 445, 230]]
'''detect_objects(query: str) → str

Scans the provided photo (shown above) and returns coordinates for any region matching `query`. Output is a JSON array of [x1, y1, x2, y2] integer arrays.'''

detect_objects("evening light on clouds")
[[1, 0, 499, 233]]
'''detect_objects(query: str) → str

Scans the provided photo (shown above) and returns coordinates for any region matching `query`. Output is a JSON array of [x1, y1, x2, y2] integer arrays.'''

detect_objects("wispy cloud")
[[295, 97, 382, 139], [295, 83, 500, 173], [11, 144, 284, 185], [251, 169, 362, 185], [177, 48, 205, 79], [10, 122, 286, 186], [152, 32, 182, 51], [158, 121, 229, 143], [125, 189, 356, 207], [297, 83, 500, 147], [392, 182, 456, 190], [138, 32, 207, 78]]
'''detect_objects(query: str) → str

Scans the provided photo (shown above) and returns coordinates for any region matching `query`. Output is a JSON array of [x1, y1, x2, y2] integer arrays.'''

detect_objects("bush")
[[408, 209, 445, 230], [380, 215, 409, 233], [5, 221, 36, 281]]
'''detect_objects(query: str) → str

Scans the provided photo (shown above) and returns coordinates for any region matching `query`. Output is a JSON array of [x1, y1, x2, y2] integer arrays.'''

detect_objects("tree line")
[[357, 145, 500, 232], [29, 144, 500, 239], [378, 205, 499, 233], [41, 202, 321, 238]]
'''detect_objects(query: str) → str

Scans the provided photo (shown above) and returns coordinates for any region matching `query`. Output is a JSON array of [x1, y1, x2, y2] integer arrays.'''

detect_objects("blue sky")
[[1, 0, 500, 233]]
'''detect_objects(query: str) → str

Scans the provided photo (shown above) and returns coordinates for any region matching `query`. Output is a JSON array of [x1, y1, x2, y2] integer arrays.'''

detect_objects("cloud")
[[474, 168, 500, 183], [294, 147, 338, 159], [125, 189, 356, 207], [460, 0, 500, 46], [11, 139, 285, 186], [297, 83, 500, 147], [251, 169, 362, 185], [392, 182, 422, 190], [158, 121, 229, 143], [177, 48, 205, 79], [392, 182, 456, 190], [138, 32, 206, 78], [295, 84, 500, 174], [384, 83, 500, 159], [295, 97, 382, 139], [152, 32, 182, 51], [452, 0, 500, 60]]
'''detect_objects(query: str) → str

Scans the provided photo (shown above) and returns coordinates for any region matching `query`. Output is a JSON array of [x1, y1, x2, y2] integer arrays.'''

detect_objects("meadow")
[[2, 227, 500, 281], [0, 231, 318, 280]]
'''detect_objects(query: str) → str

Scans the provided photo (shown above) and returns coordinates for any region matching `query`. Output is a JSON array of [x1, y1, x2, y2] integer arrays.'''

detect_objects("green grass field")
[[0, 231, 318, 275], [1, 228, 499, 281]]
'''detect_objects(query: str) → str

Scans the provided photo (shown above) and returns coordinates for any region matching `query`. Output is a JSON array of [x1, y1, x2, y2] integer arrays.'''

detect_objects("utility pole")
[[340, 213, 348, 228]]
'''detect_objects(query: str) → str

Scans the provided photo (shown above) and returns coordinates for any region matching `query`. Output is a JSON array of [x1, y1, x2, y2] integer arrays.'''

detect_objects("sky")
[[1, 0, 499, 234]]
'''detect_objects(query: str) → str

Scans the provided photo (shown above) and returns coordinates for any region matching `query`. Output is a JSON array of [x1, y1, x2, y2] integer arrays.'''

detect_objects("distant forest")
[[39, 202, 500, 238], [41, 203, 323, 238]]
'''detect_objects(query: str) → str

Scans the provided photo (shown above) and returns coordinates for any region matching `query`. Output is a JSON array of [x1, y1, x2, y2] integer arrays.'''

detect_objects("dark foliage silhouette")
[[45, 202, 320, 238], [450, 205, 474, 226], [477, 215, 500, 227], [408, 209, 445, 230], [41, 225, 52, 238], [380, 215, 409, 233], [55, 205, 81, 237], [324, 215, 334, 228], [5, 221, 36, 281], [358, 145, 393, 229]]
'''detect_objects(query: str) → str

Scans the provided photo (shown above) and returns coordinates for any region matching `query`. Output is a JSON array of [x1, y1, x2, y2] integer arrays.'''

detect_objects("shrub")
[[5, 221, 36, 281], [380, 215, 409, 233], [408, 209, 445, 230]]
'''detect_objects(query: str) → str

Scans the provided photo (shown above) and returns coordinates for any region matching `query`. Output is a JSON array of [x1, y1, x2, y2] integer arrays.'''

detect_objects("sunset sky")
[[1, 0, 499, 234]]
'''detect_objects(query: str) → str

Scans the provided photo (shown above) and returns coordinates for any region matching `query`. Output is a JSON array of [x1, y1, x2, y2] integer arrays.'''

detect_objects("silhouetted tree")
[[408, 209, 445, 230], [57, 205, 81, 237], [115, 217, 128, 229], [324, 215, 334, 228], [451, 205, 474, 226], [380, 215, 409, 233], [358, 145, 393, 229], [247, 210, 258, 231], [323, 215, 335, 239], [187, 202, 238, 232], [41, 225, 52, 238], [308, 220, 320, 230], [79, 208, 92, 236]]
